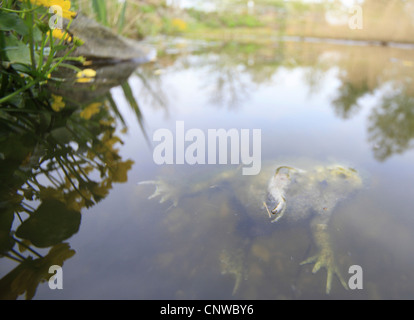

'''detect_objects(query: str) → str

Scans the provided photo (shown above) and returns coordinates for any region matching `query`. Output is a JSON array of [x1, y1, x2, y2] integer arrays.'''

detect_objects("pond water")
[[2, 38, 414, 300]]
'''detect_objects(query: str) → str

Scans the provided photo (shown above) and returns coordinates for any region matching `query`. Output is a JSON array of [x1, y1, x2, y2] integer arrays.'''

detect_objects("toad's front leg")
[[138, 179, 180, 208], [265, 166, 301, 223]]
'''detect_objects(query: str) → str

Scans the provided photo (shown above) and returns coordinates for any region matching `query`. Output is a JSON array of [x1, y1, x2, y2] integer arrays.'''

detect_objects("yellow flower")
[[51, 94, 65, 112], [171, 18, 187, 31], [51, 28, 72, 42], [29, 0, 77, 19], [79, 69, 96, 77], [76, 68, 97, 83], [80, 102, 102, 120], [76, 78, 94, 83]]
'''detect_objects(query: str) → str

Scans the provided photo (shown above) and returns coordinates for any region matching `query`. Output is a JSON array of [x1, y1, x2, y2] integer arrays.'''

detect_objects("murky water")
[[2, 38, 414, 300]]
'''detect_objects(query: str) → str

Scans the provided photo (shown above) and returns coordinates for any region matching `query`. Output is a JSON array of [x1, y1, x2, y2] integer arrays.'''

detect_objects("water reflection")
[[1, 38, 414, 299], [133, 41, 414, 298], [368, 88, 414, 161], [148, 39, 414, 161], [0, 61, 143, 299]]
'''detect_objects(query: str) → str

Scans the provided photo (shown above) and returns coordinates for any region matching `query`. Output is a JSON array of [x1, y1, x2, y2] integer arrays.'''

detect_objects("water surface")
[[2, 38, 414, 300]]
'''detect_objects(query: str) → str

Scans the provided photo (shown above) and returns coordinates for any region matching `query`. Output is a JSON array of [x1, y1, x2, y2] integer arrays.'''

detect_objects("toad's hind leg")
[[300, 217, 348, 294]]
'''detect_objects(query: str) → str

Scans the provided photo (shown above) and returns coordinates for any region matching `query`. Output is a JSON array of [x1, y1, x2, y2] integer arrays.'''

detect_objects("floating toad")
[[264, 164, 363, 294], [140, 161, 363, 295]]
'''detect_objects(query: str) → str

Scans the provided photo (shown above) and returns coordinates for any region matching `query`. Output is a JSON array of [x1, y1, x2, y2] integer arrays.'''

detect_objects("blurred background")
[[73, 0, 414, 44]]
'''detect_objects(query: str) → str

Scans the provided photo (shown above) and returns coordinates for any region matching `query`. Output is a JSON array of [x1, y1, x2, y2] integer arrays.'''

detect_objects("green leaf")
[[91, 0, 107, 26], [33, 26, 43, 42], [121, 81, 149, 142], [0, 11, 29, 36], [4, 35, 31, 65], [15, 198, 81, 248], [117, 1, 127, 34], [50, 127, 73, 145], [53, 45, 68, 51]]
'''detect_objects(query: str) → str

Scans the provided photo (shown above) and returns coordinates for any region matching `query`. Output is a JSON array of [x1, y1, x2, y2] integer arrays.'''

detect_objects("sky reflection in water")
[[2, 39, 414, 299]]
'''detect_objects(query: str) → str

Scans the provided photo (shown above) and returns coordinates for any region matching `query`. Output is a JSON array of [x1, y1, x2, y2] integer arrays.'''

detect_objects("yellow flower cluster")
[[51, 28, 72, 42], [80, 102, 102, 120], [29, 0, 77, 19], [51, 94, 65, 112], [76, 68, 97, 83]]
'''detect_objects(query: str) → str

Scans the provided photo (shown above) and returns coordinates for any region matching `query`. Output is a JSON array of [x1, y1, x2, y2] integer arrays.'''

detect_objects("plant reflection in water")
[[0, 60, 149, 299]]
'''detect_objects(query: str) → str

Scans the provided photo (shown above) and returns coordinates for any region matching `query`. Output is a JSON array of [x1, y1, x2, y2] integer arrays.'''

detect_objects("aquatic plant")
[[0, 0, 86, 107]]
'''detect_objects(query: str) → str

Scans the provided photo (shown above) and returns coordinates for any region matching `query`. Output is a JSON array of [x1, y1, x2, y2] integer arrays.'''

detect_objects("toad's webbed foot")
[[138, 180, 179, 208], [300, 239, 348, 294]]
